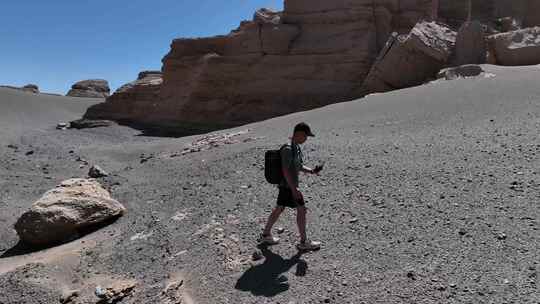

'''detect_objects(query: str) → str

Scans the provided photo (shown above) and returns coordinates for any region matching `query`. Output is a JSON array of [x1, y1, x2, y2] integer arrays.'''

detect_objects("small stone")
[[88, 165, 109, 178], [25, 150, 34, 156], [458, 228, 467, 236], [60, 289, 79, 303], [496, 233, 507, 240], [406, 271, 416, 280], [7, 144, 18, 150], [276, 227, 285, 234], [95, 286, 106, 298], [349, 218, 359, 223], [435, 284, 446, 291], [56, 122, 69, 130]]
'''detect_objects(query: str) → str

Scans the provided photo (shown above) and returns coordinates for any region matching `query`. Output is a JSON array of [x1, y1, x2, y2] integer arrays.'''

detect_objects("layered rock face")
[[85, 72, 162, 123], [454, 21, 487, 65], [84, 0, 540, 133], [67, 79, 110, 98], [489, 27, 540, 66], [86, 1, 432, 132], [361, 21, 456, 93]]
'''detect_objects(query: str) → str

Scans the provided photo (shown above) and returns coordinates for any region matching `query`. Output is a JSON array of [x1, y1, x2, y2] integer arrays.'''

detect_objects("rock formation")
[[85, 2, 434, 132], [83, 0, 540, 134], [488, 27, 540, 66], [454, 21, 487, 65], [361, 21, 456, 94], [85, 72, 162, 125], [0, 84, 40, 94], [22, 84, 39, 94], [14, 178, 125, 245], [67, 79, 110, 98]]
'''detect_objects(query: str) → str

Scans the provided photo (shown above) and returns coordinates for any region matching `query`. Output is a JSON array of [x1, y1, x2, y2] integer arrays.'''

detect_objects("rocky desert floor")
[[0, 64, 538, 303]]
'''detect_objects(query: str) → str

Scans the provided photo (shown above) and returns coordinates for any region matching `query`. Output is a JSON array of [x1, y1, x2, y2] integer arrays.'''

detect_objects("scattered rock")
[[7, 144, 18, 150], [14, 178, 126, 245], [160, 280, 184, 304], [60, 289, 79, 304], [276, 227, 285, 234], [88, 165, 109, 178], [497, 17, 522, 32], [76, 156, 89, 165], [25, 150, 34, 156], [95, 280, 136, 304], [69, 118, 115, 129], [453, 21, 487, 65], [67, 79, 110, 98], [57, 122, 69, 130], [489, 27, 540, 66], [349, 218, 359, 224], [437, 65, 485, 80], [406, 271, 416, 280]]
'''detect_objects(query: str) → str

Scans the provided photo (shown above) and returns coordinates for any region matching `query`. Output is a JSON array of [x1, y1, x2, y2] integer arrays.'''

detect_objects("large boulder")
[[489, 27, 540, 66], [361, 21, 456, 94], [14, 179, 125, 245], [67, 79, 110, 98], [454, 21, 487, 65]]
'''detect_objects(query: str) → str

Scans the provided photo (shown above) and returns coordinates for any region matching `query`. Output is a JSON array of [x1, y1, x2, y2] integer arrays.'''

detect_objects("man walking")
[[259, 122, 322, 251]]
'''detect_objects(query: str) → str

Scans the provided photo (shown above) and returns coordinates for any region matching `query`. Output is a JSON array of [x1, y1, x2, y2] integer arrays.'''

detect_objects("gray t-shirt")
[[280, 143, 303, 188]]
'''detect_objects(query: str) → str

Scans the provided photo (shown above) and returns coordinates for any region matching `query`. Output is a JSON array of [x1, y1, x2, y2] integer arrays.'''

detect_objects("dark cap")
[[294, 122, 315, 137]]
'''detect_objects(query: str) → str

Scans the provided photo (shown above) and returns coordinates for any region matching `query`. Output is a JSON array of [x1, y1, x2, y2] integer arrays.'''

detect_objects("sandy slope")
[[0, 87, 102, 140], [0, 65, 538, 303]]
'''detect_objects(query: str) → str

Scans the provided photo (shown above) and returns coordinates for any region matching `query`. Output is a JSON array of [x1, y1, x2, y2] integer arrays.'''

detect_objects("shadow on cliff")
[[235, 246, 307, 297]]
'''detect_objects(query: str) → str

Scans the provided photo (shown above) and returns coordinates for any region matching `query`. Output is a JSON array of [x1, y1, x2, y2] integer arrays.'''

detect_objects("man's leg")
[[296, 205, 307, 242], [296, 205, 321, 250], [263, 206, 285, 236]]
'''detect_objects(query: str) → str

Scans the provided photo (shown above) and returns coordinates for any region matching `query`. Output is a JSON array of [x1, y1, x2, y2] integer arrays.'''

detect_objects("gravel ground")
[[0, 65, 538, 303]]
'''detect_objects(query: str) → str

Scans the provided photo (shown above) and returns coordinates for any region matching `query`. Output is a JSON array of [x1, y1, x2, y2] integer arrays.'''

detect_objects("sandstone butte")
[[84, 0, 540, 134]]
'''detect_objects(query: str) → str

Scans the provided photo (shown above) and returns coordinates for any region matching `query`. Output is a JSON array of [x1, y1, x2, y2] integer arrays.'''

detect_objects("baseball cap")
[[294, 122, 315, 137]]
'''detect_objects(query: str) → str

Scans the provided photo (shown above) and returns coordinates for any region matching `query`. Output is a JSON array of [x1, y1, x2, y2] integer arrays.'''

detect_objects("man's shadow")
[[234, 245, 308, 297]]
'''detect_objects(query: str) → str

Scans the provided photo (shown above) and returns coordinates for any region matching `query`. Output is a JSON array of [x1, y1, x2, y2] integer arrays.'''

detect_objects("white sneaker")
[[297, 240, 321, 251], [258, 234, 280, 245]]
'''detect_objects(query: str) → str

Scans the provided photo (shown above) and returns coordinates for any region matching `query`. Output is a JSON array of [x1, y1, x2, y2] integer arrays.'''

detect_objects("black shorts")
[[277, 187, 305, 208]]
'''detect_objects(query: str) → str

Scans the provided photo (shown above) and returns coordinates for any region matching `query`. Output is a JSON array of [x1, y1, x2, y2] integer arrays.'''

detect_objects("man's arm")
[[282, 167, 298, 189]]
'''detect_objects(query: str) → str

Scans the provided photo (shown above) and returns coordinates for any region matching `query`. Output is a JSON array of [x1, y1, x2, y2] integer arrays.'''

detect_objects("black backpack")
[[264, 144, 292, 184]]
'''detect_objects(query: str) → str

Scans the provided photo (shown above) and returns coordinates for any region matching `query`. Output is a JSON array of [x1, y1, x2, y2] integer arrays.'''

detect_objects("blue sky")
[[0, 0, 283, 94]]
